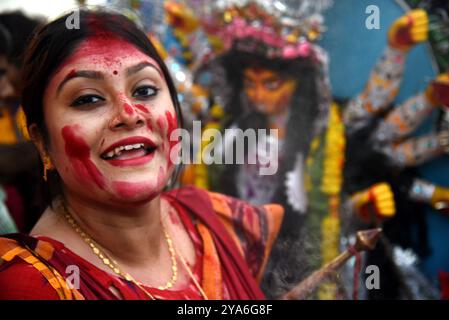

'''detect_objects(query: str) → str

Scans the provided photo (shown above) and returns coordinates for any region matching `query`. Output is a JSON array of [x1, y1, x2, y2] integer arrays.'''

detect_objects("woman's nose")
[[109, 100, 145, 130]]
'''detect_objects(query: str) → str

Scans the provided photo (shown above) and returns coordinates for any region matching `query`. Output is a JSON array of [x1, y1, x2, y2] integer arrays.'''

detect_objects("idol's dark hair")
[[20, 9, 183, 209]]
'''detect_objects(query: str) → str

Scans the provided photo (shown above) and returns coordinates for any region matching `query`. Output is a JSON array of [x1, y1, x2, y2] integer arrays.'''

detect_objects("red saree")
[[0, 186, 283, 300]]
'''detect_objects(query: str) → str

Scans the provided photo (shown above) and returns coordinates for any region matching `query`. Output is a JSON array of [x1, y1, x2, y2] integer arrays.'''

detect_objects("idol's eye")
[[132, 85, 159, 100], [71, 94, 105, 107], [264, 79, 283, 91]]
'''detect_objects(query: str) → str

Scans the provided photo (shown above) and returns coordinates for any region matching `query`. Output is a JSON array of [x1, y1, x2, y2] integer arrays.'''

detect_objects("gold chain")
[[160, 215, 209, 300], [61, 202, 208, 300]]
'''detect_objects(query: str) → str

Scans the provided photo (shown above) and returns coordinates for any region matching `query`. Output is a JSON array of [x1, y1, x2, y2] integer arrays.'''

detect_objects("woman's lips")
[[101, 136, 158, 167], [106, 149, 157, 167]]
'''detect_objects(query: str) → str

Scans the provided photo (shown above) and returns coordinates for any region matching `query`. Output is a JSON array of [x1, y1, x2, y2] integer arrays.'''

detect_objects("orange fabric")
[[15, 107, 30, 141], [197, 223, 223, 299], [0, 237, 84, 300], [258, 204, 283, 282], [0, 108, 17, 144], [0, 106, 29, 144], [35, 239, 55, 260], [207, 191, 284, 283], [208, 192, 245, 256]]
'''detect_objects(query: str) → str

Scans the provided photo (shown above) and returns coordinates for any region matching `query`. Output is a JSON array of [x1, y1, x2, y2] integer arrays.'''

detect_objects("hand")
[[388, 9, 428, 51], [351, 182, 396, 222], [430, 186, 449, 211], [426, 73, 449, 108]]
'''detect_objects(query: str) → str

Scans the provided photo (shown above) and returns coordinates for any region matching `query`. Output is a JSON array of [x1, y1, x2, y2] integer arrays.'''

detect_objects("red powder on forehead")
[[123, 103, 134, 116], [113, 70, 118, 75], [62, 125, 106, 189], [47, 35, 165, 102], [135, 104, 149, 113]]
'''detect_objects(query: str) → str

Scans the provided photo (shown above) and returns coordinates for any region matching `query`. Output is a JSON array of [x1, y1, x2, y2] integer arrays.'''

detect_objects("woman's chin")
[[110, 180, 163, 205]]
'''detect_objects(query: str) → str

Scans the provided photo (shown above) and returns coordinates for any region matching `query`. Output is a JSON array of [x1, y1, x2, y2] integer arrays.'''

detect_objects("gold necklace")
[[160, 215, 209, 300], [61, 204, 176, 291], [62, 203, 208, 300]]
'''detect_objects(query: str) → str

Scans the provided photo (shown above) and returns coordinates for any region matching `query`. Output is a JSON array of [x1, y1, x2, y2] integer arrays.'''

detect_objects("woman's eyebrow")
[[57, 70, 104, 95], [126, 61, 162, 77]]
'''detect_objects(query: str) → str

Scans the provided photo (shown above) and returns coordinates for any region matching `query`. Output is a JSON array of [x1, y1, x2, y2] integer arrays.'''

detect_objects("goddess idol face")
[[243, 67, 297, 116], [40, 36, 179, 206]]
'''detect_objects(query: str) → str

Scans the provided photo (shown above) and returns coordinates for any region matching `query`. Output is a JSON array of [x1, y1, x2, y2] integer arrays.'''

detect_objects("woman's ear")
[[28, 123, 48, 161]]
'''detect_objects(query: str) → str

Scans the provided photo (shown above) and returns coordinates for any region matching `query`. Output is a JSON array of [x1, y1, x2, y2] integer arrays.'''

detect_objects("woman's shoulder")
[[167, 185, 284, 218], [0, 235, 61, 299], [167, 185, 284, 281]]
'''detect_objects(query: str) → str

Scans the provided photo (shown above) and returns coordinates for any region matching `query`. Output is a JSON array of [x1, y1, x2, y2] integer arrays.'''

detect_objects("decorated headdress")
[[169, 0, 333, 135], [184, 0, 333, 63]]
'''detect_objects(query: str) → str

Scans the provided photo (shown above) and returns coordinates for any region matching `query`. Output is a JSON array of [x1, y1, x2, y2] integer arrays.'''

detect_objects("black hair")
[[0, 11, 42, 66], [20, 9, 183, 209], [0, 23, 11, 58]]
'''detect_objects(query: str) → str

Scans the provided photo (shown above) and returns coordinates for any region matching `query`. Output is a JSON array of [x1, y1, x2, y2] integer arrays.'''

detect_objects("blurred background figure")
[[0, 11, 42, 233]]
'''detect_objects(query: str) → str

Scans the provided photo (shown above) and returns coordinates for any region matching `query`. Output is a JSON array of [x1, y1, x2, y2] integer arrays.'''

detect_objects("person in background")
[[0, 11, 42, 232], [0, 18, 18, 234]]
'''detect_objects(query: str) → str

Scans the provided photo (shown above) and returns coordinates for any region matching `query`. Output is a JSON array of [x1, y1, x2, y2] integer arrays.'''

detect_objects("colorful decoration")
[[406, 0, 449, 70]]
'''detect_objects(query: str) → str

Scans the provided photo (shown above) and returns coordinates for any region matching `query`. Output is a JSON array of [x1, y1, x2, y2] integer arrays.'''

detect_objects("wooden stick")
[[280, 228, 382, 300]]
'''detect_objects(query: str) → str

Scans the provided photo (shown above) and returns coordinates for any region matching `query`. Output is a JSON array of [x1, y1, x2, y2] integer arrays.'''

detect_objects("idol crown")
[[197, 0, 332, 60]]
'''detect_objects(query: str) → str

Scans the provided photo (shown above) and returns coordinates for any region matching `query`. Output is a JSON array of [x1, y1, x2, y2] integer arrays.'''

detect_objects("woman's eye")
[[71, 94, 105, 107], [132, 85, 159, 99]]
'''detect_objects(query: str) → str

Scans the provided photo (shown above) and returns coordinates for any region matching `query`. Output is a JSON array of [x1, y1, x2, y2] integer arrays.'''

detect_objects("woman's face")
[[42, 37, 179, 205]]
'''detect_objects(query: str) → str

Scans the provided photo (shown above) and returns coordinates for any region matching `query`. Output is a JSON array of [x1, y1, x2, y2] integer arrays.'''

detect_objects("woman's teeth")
[[102, 143, 147, 159]]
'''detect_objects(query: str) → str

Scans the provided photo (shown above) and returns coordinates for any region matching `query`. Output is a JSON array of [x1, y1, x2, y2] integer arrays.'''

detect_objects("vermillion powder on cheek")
[[62, 125, 106, 189]]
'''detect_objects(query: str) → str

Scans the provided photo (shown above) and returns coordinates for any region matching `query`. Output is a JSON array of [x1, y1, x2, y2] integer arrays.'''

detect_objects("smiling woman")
[[0, 9, 283, 300]]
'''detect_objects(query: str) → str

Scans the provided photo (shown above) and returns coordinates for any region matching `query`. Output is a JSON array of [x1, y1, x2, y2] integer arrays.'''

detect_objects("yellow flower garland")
[[318, 102, 346, 299]]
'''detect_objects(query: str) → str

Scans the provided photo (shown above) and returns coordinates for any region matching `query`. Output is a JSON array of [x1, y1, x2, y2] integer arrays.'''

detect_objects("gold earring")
[[43, 155, 53, 182]]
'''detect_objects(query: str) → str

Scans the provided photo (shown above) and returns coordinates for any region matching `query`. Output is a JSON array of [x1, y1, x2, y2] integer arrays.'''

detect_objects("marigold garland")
[[317, 102, 346, 299]]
